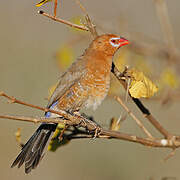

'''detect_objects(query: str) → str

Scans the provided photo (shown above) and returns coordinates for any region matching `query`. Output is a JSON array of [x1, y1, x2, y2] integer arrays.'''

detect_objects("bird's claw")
[[92, 126, 102, 139], [78, 118, 88, 128]]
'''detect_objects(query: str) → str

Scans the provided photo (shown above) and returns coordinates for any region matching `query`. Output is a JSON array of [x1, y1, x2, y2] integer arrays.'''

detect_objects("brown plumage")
[[11, 34, 129, 173]]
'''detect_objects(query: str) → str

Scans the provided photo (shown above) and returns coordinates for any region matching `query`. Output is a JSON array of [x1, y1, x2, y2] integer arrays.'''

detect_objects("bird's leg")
[[72, 112, 102, 138], [80, 113, 102, 138], [80, 113, 101, 126], [92, 125, 102, 139], [73, 111, 88, 128], [81, 113, 95, 122]]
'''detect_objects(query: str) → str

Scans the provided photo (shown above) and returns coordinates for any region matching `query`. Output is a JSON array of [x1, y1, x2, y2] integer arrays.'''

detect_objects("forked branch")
[[0, 92, 180, 149]]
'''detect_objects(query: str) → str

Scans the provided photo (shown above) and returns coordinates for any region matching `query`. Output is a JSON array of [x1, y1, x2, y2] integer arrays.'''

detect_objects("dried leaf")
[[127, 68, 158, 98], [15, 128, 21, 144], [47, 87, 71, 152], [109, 118, 121, 131], [48, 123, 70, 152], [15, 128, 24, 148]]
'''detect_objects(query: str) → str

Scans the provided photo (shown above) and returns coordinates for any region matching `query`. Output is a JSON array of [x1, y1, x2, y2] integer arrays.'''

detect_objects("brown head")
[[89, 34, 129, 57]]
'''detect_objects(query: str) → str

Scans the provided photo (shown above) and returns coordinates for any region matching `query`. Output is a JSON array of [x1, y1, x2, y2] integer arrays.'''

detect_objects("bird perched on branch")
[[11, 34, 129, 173]]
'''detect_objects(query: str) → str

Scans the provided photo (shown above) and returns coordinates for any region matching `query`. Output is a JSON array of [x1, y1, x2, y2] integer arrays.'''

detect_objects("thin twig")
[[0, 92, 98, 131], [0, 115, 64, 124], [38, 10, 89, 31], [75, 0, 98, 38], [164, 149, 176, 161], [125, 77, 130, 102], [0, 114, 180, 148], [132, 98, 173, 139], [3, 0, 179, 155], [111, 64, 173, 139], [53, 0, 58, 17], [100, 129, 180, 148], [115, 96, 153, 139]]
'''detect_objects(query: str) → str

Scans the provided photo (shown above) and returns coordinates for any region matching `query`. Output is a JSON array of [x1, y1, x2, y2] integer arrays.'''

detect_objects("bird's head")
[[89, 34, 129, 57]]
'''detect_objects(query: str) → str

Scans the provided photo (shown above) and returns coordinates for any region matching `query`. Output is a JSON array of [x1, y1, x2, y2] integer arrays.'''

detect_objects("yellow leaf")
[[36, 0, 52, 7], [56, 45, 74, 70], [128, 68, 158, 98], [109, 118, 121, 131], [51, 123, 65, 139], [160, 68, 179, 89], [15, 128, 21, 145], [48, 123, 70, 152]]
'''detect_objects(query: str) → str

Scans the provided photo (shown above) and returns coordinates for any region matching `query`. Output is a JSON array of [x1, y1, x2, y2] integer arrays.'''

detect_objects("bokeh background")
[[0, 0, 180, 179]]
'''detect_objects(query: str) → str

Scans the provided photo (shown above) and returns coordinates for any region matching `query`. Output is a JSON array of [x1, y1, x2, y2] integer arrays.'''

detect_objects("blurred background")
[[0, 0, 180, 179]]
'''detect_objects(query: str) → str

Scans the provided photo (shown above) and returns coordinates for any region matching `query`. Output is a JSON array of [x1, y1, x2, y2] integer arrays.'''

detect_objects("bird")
[[11, 34, 129, 173]]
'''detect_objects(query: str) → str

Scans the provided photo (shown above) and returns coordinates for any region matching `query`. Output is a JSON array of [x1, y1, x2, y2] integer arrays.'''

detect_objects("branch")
[[75, 0, 98, 38], [111, 64, 173, 139], [1, 114, 180, 149], [115, 96, 153, 139], [35, 3, 174, 141], [2, 0, 178, 155], [38, 10, 89, 32], [0, 92, 98, 131], [38, 0, 98, 39]]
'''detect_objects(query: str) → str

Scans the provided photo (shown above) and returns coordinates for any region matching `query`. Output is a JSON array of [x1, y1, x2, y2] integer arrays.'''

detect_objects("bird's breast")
[[55, 53, 112, 112], [82, 63, 111, 110]]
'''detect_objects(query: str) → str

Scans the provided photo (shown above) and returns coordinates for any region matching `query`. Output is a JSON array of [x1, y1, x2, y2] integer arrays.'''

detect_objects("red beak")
[[119, 37, 129, 47]]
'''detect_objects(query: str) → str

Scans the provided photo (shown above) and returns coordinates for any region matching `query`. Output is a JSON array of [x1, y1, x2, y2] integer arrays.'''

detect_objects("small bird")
[[11, 34, 129, 173]]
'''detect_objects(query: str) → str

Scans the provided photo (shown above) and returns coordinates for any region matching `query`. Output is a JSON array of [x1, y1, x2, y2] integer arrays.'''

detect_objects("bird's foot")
[[73, 112, 88, 128], [92, 125, 102, 139], [80, 118, 88, 128]]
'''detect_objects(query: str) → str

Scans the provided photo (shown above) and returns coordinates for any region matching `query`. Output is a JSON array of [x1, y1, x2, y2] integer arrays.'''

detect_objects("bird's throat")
[[86, 50, 113, 75]]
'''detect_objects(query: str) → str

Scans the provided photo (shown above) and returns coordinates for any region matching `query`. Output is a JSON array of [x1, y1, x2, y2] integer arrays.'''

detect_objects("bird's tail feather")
[[11, 123, 57, 174]]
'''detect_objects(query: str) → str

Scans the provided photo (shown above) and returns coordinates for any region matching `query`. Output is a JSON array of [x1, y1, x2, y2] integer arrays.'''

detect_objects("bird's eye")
[[111, 39, 116, 43], [110, 38, 120, 47]]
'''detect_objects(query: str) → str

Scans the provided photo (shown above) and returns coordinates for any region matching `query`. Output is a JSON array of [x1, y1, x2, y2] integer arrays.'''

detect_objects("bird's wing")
[[47, 56, 87, 108]]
